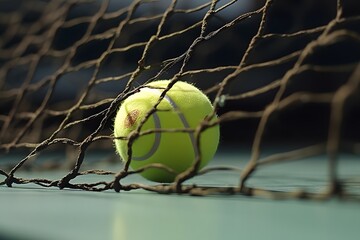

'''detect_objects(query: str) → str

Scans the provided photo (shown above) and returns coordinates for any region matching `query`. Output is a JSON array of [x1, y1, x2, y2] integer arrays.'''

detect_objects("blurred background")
[[0, 0, 359, 160]]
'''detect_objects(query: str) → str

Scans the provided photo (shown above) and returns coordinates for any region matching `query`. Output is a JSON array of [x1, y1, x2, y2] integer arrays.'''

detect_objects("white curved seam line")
[[133, 112, 161, 161], [162, 92, 199, 159], [132, 87, 199, 161]]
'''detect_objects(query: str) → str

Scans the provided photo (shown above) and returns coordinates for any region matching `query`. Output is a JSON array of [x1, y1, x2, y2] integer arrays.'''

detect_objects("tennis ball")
[[113, 80, 220, 183]]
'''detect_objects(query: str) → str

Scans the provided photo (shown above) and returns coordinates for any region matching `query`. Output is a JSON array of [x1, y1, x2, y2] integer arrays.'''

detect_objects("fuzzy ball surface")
[[114, 80, 220, 182]]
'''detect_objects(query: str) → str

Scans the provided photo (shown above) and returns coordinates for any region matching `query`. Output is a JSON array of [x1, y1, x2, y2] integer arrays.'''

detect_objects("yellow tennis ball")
[[113, 80, 220, 182]]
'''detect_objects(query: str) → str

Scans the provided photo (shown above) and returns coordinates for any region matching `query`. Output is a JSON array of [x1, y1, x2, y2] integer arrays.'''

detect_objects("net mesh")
[[1, 0, 360, 199]]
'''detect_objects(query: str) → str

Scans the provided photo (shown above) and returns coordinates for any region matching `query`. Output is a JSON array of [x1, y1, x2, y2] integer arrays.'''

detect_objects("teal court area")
[[1, 151, 359, 240]]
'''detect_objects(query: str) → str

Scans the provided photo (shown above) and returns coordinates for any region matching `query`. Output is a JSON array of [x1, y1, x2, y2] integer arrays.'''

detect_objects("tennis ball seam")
[[132, 112, 161, 161], [131, 87, 198, 162]]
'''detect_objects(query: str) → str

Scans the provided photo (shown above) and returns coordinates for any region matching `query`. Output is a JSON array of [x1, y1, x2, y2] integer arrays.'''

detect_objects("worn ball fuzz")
[[114, 80, 220, 182]]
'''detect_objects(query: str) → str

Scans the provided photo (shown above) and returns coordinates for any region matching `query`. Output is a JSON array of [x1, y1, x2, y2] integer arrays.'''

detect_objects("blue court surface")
[[1, 150, 359, 240]]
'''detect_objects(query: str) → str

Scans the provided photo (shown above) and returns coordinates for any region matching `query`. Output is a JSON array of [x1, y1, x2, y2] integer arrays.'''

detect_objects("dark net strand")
[[0, 0, 359, 199]]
